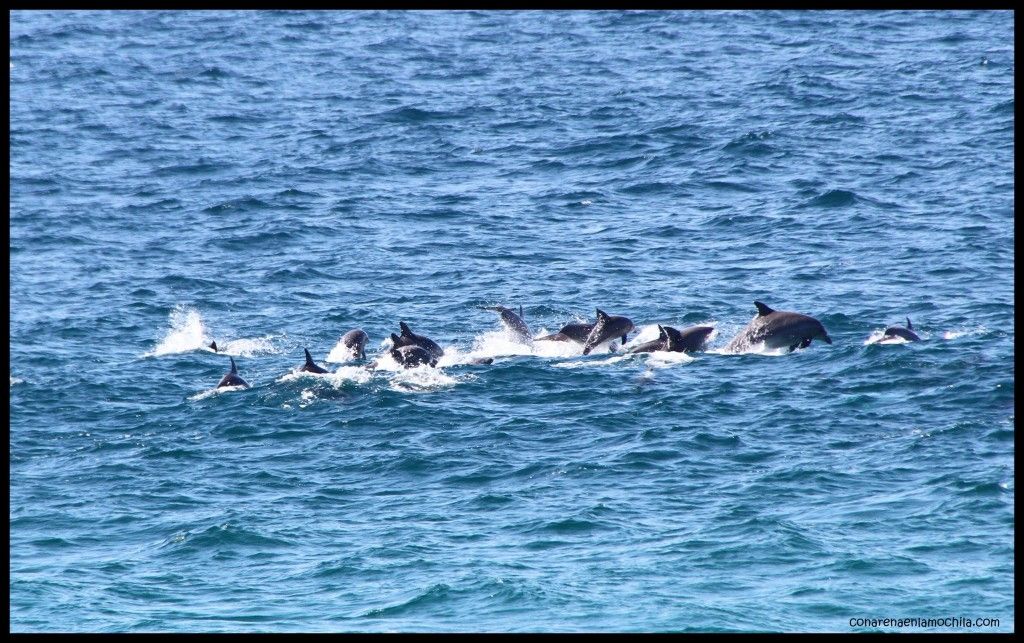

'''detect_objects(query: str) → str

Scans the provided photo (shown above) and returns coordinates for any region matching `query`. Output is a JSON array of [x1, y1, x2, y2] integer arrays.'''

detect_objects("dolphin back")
[[217, 357, 250, 388]]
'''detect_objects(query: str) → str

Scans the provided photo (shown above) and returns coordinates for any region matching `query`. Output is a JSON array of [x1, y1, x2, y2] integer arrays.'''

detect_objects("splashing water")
[[325, 337, 363, 363], [213, 336, 280, 357], [145, 305, 209, 357], [388, 365, 464, 392]]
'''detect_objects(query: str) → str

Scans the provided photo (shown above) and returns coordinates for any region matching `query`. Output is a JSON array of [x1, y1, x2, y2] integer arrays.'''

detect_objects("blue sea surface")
[[9, 10, 1014, 633]]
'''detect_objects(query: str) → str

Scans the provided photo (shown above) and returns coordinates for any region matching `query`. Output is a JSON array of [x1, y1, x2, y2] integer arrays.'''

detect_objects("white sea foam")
[[388, 364, 463, 391], [188, 384, 247, 401], [277, 365, 373, 386], [553, 354, 631, 369], [10, 376, 24, 386], [645, 351, 696, 368], [327, 366, 374, 386], [216, 336, 280, 357]]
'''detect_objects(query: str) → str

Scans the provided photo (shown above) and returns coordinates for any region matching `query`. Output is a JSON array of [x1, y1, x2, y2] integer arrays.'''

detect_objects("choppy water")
[[9, 10, 1014, 633]]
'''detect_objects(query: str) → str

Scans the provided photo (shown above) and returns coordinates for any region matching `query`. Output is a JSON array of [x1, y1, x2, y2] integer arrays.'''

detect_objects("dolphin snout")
[[821, 334, 833, 344]]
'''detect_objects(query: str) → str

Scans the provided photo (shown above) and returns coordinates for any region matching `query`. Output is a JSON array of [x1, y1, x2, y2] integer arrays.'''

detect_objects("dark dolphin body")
[[216, 357, 250, 389], [629, 325, 714, 354], [341, 329, 369, 359], [484, 305, 532, 344], [535, 322, 595, 343], [300, 348, 330, 374], [882, 317, 921, 342], [725, 301, 832, 353], [582, 309, 635, 355], [393, 322, 444, 360], [391, 344, 437, 368]]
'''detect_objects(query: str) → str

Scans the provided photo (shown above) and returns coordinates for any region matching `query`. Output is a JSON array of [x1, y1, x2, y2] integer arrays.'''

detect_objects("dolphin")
[[882, 317, 920, 342], [391, 344, 437, 368], [340, 329, 369, 359], [629, 325, 715, 354], [216, 357, 250, 389], [725, 301, 832, 353], [209, 341, 218, 352], [300, 347, 330, 374], [483, 305, 532, 344], [535, 322, 595, 343], [394, 322, 444, 360], [582, 309, 635, 355]]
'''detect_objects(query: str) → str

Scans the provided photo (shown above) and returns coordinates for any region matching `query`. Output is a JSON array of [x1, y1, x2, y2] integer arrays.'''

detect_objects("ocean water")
[[8, 10, 1014, 633]]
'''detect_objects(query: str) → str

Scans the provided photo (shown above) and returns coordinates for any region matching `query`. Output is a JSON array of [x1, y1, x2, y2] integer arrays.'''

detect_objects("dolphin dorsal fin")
[[229, 357, 237, 373], [399, 321, 412, 336], [304, 348, 316, 366], [658, 325, 668, 341], [596, 308, 609, 321], [906, 317, 913, 330], [209, 341, 218, 352], [754, 301, 774, 316], [519, 304, 524, 319], [390, 332, 402, 345]]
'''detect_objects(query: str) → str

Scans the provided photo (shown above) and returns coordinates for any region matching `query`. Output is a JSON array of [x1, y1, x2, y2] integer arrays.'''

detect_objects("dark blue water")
[[9, 10, 1014, 633]]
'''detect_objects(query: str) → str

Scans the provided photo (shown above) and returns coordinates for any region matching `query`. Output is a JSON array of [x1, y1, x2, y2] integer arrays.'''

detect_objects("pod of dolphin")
[[210, 300, 921, 389]]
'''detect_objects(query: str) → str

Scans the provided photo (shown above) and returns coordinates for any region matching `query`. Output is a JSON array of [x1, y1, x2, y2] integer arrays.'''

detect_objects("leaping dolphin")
[[483, 305, 532, 344], [394, 322, 444, 360], [629, 325, 714, 354], [725, 301, 832, 353], [582, 309, 635, 355], [300, 348, 330, 374], [340, 329, 369, 359], [881, 317, 920, 342], [216, 357, 250, 389], [535, 322, 595, 343], [391, 344, 437, 368]]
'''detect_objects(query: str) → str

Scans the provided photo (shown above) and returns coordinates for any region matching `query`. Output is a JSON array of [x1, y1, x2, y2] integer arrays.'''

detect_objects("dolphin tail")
[[754, 301, 774, 316]]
